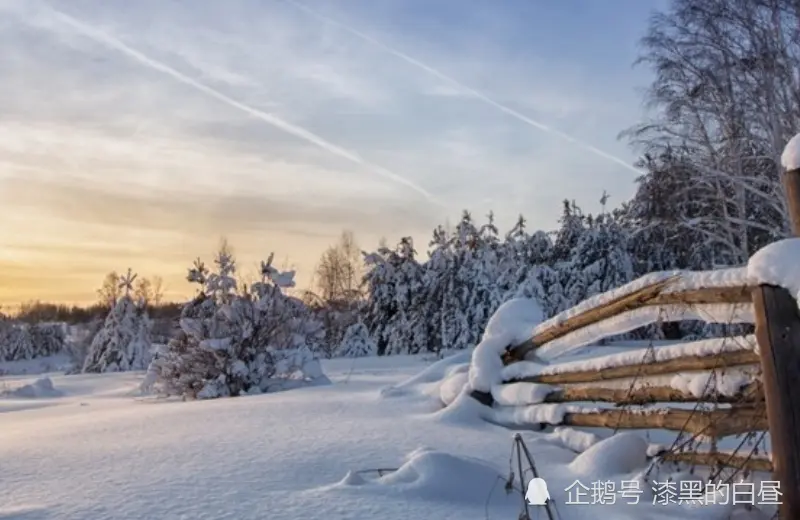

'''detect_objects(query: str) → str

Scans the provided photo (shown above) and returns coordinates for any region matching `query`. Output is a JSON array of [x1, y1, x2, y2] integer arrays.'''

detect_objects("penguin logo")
[[525, 477, 551, 505]]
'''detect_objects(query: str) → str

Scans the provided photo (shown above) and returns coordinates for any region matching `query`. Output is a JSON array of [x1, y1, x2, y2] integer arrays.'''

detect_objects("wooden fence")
[[467, 149, 800, 518]]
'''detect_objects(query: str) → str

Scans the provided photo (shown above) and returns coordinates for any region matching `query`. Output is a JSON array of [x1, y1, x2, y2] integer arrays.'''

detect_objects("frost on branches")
[[82, 295, 152, 373], [142, 250, 328, 400], [338, 322, 376, 358]]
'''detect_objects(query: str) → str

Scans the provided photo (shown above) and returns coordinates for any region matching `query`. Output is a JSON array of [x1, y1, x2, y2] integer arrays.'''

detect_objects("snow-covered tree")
[[0, 325, 34, 361], [206, 241, 237, 303], [337, 322, 376, 358], [142, 249, 327, 400], [0, 322, 67, 362], [28, 323, 67, 358], [82, 294, 152, 373], [561, 213, 634, 305]]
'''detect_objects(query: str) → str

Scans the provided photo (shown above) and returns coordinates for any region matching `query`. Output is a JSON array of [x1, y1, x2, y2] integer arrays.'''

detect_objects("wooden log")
[[784, 167, 800, 235], [559, 407, 767, 438], [470, 389, 493, 406], [752, 283, 800, 519], [509, 282, 752, 362], [543, 381, 763, 406], [508, 349, 760, 385], [508, 277, 674, 362], [659, 450, 772, 473]]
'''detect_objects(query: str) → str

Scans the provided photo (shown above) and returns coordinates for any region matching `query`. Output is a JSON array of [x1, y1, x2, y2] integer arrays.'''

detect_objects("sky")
[[0, 0, 665, 307]]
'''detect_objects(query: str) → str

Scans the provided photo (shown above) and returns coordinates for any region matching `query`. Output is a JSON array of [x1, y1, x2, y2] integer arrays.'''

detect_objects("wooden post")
[[784, 167, 800, 235], [752, 285, 800, 519]]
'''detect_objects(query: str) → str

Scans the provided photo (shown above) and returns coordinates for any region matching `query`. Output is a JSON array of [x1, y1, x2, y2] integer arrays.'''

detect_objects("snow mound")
[[338, 470, 367, 486], [336, 447, 509, 505], [3, 377, 63, 398], [469, 297, 545, 393], [431, 387, 493, 426], [568, 432, 648, 478], [782, 132, 800, 170], [380, 349, 471, 405], [438, 368, 468, 405], [547, 427, 603, 453]]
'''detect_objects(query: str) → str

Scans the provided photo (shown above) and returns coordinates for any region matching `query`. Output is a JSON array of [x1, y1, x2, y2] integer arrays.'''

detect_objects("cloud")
[[2, 175, 435, 238], [0, 0, 655, 303]]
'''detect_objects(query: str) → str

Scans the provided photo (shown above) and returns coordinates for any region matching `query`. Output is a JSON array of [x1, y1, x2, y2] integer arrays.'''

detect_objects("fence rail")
[[507, 277, 754, 363], [467, 272, 781, 510]]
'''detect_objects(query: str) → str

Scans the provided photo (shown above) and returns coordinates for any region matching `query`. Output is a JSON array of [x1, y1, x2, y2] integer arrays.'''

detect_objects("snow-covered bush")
[[337, 322, 376, 358], [142, 251, 328, 399], [82, 295, 152, 373]]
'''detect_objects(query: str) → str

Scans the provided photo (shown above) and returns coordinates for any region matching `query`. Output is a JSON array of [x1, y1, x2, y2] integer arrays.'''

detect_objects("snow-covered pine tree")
[[361, 237, 427, 355], [337, 322, 377, 357], [28, 323, 67, 358], [383, 237, 427, 355], [0, 325, 34, 361], [83, 269, 152, 373], [420, 225, 453, 355], [550, 200, 586, 263], [468, 212, 504, 337], [361, 244, 398, 355], [562, 212, 634, 305], [143, 250, 327, 399], [206, 244, 237, 303], [441, 211, 482, 351], [0, 321, 66, 362]]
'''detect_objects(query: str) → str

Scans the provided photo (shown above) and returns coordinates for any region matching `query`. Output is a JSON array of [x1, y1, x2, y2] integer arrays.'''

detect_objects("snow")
[[669, 370, 752, 398], [536, 303, 754, 360], [782, 132, 800, 170], [531, 268, 747, 343], [505, 335, 757, 381], [468, 297, 545, 392], [2, 355, 775, 519], [491, 381, 554, 406], [0, 352, 73, 376], [491, 402, 597, 427], [458, 268, 752, 364], [329, 446, 509, 505], [1, 376, 62, 398], [747, 238, 800, 303], [568, 432, 648, 478]]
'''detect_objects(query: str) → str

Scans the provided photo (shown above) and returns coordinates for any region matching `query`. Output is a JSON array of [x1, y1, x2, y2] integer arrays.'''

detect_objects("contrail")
[[283, 0, 642, 175], [44, 6, 441, 205]]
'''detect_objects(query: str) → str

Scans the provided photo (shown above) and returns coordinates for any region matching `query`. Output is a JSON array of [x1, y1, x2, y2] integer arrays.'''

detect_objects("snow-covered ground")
[[0, 355, 771, 520], [0, 352, 73, 376]]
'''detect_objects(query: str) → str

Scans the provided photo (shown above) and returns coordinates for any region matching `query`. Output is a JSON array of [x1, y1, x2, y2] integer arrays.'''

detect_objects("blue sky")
[[0, 0, 664, 303]]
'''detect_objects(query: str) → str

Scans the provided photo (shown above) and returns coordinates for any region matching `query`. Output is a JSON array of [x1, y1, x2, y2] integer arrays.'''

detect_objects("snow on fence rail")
[[466, 264, 772, 464], [506, 268, 754, 364]]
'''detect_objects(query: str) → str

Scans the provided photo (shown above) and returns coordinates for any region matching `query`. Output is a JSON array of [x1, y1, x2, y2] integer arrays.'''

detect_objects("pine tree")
[[0, 325, 35, 361], [550, 200, 586, 263], [143, 251, 327, 399], [337, 322, 376, 357], [562, 213, 634, 305], [82, 295, 152, 373]]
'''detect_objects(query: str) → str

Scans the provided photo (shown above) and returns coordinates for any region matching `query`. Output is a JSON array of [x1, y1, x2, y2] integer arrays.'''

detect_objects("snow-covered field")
[[0, 354, 768, 520]]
